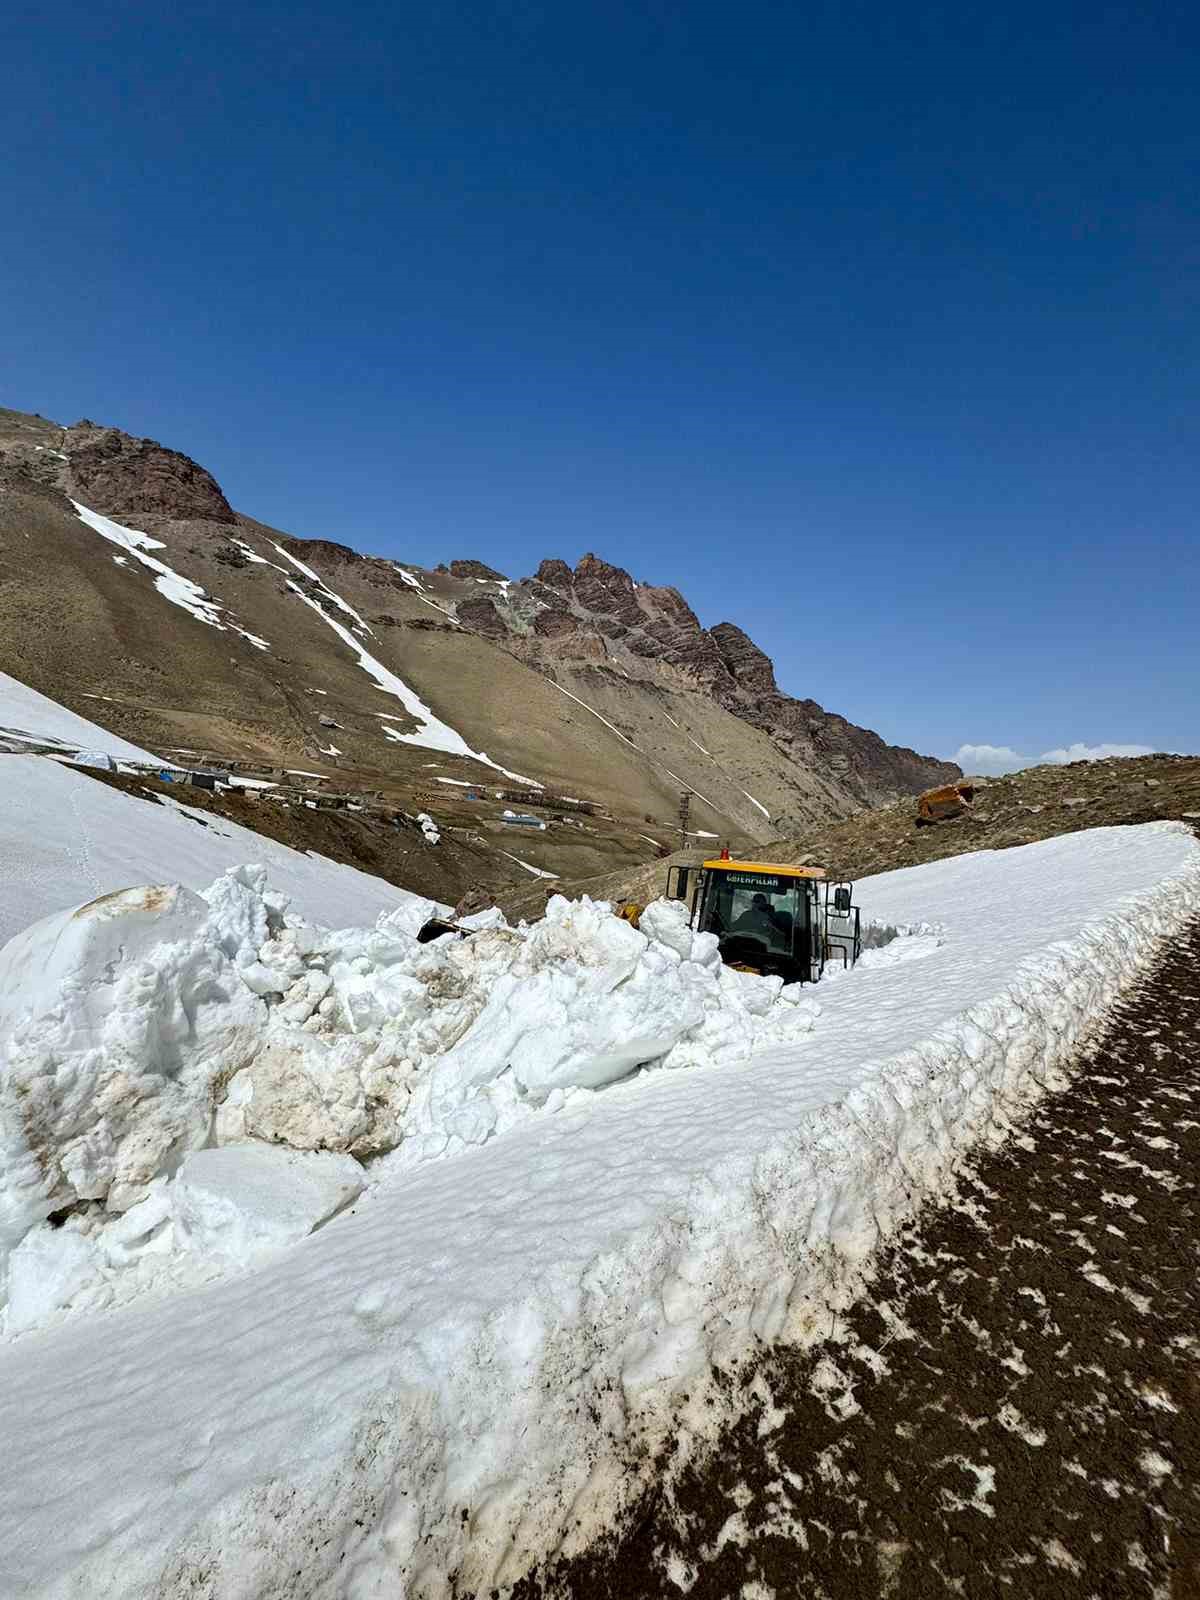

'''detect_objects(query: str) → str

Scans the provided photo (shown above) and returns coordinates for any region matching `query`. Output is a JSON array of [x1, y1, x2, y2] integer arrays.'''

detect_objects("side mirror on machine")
[[833, 886, 852, 914], [666, 865, 692, 903]]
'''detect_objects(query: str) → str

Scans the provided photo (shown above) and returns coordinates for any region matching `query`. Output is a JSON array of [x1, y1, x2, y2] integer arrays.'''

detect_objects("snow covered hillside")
[[0, 825, 1197, 1596], [0, 669, 160, 762], [0, 755, 429, 943]]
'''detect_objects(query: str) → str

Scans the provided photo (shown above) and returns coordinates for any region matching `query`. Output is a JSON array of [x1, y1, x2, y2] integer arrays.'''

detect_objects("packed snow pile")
[[0, 825, 1198, 1600], [0, 871, 823, 1339], [0, 883, 264, 1264]]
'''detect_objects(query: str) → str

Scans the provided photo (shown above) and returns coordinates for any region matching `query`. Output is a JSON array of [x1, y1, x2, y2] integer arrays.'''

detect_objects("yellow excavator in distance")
[[622, 857, 860, 986]]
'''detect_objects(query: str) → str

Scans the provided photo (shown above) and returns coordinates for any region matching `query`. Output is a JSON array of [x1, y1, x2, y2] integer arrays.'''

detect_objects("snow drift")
[[0, 824, 1197, 1598], [0, 754, 432, 945], [0, 669, 161, 762]]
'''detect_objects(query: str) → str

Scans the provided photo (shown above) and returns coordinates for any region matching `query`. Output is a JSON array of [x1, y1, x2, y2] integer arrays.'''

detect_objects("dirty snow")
[[0, 824, 1198, 1597]]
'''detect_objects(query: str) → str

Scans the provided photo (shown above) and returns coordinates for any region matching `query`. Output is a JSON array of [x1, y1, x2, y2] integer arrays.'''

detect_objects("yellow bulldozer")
[[624, 857, 860, 985]]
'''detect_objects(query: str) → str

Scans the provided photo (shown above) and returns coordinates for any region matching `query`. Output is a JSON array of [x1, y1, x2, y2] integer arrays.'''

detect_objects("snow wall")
[[1, 824, 1198, 1598]]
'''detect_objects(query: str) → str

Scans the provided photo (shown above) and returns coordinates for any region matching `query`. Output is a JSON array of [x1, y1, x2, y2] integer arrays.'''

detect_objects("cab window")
[[702, 874, 800, 955]]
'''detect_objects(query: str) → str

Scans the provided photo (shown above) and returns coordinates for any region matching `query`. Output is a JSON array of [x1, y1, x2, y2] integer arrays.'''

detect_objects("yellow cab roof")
[[702, 858, 827, 880]]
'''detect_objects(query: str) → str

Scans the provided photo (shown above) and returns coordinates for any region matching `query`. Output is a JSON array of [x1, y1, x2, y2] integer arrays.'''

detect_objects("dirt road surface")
[[516, 919, 1200, 1599]]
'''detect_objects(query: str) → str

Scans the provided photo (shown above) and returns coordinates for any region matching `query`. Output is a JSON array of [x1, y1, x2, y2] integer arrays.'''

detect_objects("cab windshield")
[[701, 872, 803, 957]]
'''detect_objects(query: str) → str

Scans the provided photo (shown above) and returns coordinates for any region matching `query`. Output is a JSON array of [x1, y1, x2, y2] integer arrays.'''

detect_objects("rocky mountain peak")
[[534, 558, 573, 589], [284, 536, 361, 566], [62, 421, 236, 525], [0, 400, 958, 835], [710, 622, 779, 697], [490, 552, 958, 803], [444, 559, 506, 581]]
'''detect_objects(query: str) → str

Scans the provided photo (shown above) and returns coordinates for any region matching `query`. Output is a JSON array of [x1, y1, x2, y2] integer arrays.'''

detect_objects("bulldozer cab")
[[667, 859, 857, 984]]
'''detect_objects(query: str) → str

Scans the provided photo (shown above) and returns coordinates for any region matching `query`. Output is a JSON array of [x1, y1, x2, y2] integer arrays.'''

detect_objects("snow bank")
[[0, 826, 1198, 1598], [0, 883, 819, 1336], [0, 755, 435, 945], [0, 670, 161, 761]]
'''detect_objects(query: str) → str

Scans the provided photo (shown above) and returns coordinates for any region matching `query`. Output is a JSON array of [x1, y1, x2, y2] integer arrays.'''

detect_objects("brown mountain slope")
[[0, 404, 956, 898]]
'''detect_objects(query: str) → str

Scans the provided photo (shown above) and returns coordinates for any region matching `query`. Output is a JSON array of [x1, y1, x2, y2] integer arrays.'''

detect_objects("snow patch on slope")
[[281, 577, 541, 786], [499, 851, 560, 879], [270, 541, 376, 636], [392, 563, 461, 621], [72, 503, 270, 650]]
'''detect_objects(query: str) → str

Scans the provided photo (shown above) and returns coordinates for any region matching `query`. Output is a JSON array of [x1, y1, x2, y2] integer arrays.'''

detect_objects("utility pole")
[[678, 790, 690, 839]]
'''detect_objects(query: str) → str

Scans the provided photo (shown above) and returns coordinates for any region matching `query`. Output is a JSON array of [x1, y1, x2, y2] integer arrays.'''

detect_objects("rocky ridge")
[[484, 553, 956, 803]]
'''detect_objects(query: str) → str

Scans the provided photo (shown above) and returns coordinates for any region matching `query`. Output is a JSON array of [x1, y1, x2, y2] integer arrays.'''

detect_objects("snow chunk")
[[417, 812, 441, 845], [172, 1146, 364, 1263], [0, 884, 264, 1265], [6, 1224, 98, 1336]]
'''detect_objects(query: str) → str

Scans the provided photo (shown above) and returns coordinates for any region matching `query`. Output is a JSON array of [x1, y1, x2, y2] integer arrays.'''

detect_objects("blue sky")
[[2, 0, 1196, 771]]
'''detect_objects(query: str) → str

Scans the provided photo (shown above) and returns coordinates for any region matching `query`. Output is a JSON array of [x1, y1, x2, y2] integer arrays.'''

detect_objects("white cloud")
[[953, 739, 1177, 777], [1039, 742, 1157, 765], [952, 743, 1027, 776]]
